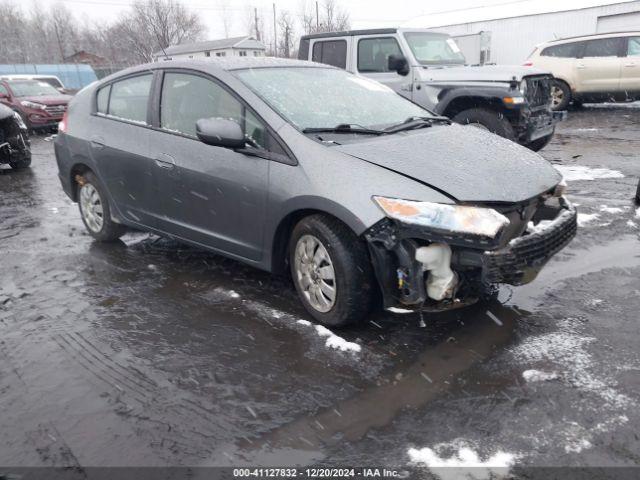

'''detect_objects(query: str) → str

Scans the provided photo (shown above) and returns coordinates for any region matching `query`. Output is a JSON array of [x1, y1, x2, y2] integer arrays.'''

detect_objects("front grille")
[[483, 202, 577, 285], [44, 104, 66, 116], [525, 75, 552, 108]]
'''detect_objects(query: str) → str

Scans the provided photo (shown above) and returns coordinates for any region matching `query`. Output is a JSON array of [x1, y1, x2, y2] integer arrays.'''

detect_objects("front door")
[[355, 36, 413, 100], [575, 37, 624, 94], [148, 71, 269, 261]]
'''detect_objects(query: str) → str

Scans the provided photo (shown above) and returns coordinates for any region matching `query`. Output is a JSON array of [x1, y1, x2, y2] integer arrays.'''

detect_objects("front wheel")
[[453, 108, 516, 141], [289, 214, 375, 327], [78, 171, 126, 242], [550, 80, 571, 111]]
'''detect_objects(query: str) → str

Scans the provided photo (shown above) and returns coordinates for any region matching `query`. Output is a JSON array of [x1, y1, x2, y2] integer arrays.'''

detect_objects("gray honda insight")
[[54, 58, 576, 327]]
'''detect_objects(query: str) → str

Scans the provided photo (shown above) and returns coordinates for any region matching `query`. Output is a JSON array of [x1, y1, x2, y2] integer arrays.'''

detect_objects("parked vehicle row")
[[0, 77, 71, 132], [526, 31, 640, 110], [298, 28, 565, 152], [0, 103, 31, 170], [54, 58, 576, 326]]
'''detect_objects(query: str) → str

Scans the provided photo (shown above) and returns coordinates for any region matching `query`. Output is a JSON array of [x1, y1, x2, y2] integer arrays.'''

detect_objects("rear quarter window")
[[541, 43, 579, 58], [312, 40, 347, 69], [96, 85, 110, 114]]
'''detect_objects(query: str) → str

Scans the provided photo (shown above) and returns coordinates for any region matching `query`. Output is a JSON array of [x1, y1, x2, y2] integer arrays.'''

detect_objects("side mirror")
[[388, 54, 410, 76], [196, 118, 246, 149]]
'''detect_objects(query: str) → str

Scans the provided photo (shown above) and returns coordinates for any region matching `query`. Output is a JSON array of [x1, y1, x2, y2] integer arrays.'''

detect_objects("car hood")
[[335, 125, 561, 203], [19, 95, 71, 105], [416, 64, 550, 83]]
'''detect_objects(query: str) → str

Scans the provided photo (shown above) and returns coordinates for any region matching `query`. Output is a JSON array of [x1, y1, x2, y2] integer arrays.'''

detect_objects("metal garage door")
[[597, 11, 640, 33]]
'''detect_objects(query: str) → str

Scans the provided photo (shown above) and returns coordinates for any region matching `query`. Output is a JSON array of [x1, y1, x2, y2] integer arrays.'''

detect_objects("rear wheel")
[[550, 80, 571, 111], [453, 108, 516, 141], [78, 171, 126, 242], [289, 214, 375, 327]]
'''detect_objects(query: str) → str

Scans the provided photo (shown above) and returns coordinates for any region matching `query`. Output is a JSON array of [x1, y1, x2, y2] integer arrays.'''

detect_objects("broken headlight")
[[373, 196, 510, 239]]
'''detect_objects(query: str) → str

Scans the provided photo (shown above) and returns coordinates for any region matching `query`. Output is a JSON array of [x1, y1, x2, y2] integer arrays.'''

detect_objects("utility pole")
[[315, 1, 319, 31], [254, 7, 260, 40], [272, 3, 277, 57]]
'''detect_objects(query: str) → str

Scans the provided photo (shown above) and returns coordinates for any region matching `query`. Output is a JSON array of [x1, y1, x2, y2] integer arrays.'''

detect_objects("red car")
[[0, 78, 71, 131]]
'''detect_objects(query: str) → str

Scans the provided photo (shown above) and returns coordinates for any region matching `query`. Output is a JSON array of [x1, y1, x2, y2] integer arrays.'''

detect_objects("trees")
[[300, 0, 350, 36]]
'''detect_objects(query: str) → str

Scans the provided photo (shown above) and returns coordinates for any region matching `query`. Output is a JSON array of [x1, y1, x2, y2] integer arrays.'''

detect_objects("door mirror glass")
[[388, 54, 410, 76], [196, 118, 246, 149]]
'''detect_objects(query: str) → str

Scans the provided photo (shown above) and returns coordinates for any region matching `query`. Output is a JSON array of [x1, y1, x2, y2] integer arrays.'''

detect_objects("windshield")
[[234, 67, 431, 131], [8, 80, 61, 97], [403, 32, 466, 65]]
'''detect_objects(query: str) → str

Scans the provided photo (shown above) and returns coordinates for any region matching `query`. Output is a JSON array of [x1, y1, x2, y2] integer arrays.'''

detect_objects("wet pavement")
[[1, 105, 639, 478]]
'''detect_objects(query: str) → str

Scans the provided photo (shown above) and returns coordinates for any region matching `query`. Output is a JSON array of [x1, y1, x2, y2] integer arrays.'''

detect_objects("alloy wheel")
[[79, 183, 104, 233], [551, 85, 564, 109], [293, 234, 337, 313]]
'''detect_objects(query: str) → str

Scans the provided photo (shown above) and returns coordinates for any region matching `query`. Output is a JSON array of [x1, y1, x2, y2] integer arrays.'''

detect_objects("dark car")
[[0, 103, 31, 169], [0, 78, 71, 131], [54, 58, 576, 327]]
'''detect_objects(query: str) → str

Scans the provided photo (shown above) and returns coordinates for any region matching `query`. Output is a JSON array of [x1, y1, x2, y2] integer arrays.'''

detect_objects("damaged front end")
[[0, 109, 31, 167], [364, 192, 577, 312]]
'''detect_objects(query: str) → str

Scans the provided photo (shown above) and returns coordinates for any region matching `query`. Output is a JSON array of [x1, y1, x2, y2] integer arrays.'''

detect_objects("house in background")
[[153, 36, 267, 62]]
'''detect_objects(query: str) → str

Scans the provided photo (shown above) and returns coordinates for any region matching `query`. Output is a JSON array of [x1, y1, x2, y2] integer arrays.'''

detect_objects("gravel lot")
[[1, 105, 639, 478]]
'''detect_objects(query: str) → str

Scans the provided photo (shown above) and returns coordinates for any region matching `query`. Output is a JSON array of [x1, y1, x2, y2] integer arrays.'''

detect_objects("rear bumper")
[[483, 197, 577, 285]]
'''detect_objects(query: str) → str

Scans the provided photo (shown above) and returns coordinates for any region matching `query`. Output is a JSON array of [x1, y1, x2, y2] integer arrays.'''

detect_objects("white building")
[[153, 36, 266, 62], [403, 0, 640, 64]]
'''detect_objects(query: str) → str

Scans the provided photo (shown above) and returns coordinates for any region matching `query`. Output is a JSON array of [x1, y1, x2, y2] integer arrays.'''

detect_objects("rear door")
[[575, 37, 624, 94], [620, 36, 640, 96], [90, 73, 158, 228], [354, 36, 411, 99], [147, 70, 270, 261]]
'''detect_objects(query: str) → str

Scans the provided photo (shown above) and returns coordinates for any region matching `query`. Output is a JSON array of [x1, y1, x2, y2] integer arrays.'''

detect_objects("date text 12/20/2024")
[[233, 468, 406, 478]]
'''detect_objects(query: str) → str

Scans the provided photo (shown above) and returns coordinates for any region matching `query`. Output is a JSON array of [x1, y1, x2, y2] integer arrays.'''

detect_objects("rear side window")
[[96, 85, 110, 114], [108, 74, 153, 124], [582, 38, 622, 57], [312, 40, 347, 69], [627, 37, 640, 57], [358, 37, 402, 72], [541, 43, 579, 58]]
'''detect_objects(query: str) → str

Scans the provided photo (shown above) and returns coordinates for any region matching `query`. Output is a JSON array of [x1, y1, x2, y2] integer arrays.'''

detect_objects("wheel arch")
[[441, 95, 505, 118], [268, 199, 369, 275], [69, 162, 93, 201]]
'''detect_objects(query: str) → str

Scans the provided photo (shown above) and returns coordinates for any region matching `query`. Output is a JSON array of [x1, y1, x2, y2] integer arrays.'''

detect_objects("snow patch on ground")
[[510, 327, 631, 410], [522, 369, 558, 382], [577, 213, 599, 226], [386, 307, 414, 314], [408, 439, 517, 480], [627, 220, 637, 228], [554, 165, 624, 182], [636, 207, 640, 219], [313, 325, 362, 353], [599, 205, 624, 214]]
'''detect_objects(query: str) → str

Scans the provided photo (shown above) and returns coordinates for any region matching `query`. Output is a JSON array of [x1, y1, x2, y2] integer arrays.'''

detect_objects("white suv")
[[526, 31, 640, 110]]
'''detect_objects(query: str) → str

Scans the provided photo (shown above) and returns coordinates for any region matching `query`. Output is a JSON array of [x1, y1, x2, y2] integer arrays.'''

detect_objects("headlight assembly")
[[13, 112, 27, 129], [20, 100, 46, 110], [373, 196, 510, 239]]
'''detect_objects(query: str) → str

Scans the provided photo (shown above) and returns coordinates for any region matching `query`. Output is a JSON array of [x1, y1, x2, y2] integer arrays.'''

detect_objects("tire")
[[635, 179, 640, 203], [550, 80, 571, 111], [8, 133, 31, 169], [453, 108, 516, 141], [289, 214, 375, 327], [77, 171, 126, 242], [525, 130, 555, 152]]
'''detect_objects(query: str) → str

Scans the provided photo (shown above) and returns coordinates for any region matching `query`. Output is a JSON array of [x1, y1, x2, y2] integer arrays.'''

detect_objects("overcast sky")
[[37, 0, 629, 39]]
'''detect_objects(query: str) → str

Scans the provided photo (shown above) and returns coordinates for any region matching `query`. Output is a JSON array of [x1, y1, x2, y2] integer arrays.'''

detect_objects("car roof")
[[299, 27, 451, 41], [544, 30, 640, 45], [100, 57, 333, 84]]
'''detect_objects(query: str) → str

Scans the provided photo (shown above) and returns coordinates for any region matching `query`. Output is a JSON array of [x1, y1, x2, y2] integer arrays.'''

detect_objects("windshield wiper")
[[384, 116, 451, 133], [302, 123, 384, 135]]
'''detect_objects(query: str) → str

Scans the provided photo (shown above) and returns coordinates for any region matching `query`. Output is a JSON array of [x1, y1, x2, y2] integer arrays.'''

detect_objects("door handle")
[[576, 64, 586, 69], [155, 153, 176, 170], [90, 136, 105, 149], [624, 62, 636, 67]]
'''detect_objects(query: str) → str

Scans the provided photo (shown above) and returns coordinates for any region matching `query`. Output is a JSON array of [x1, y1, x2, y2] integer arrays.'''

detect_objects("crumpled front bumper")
[[483, 197, 577, 285]]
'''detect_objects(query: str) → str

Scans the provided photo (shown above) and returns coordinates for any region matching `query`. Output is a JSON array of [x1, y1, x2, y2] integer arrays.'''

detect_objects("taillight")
[[59, 110, 68, 133], [523, 61, 533, 67]]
